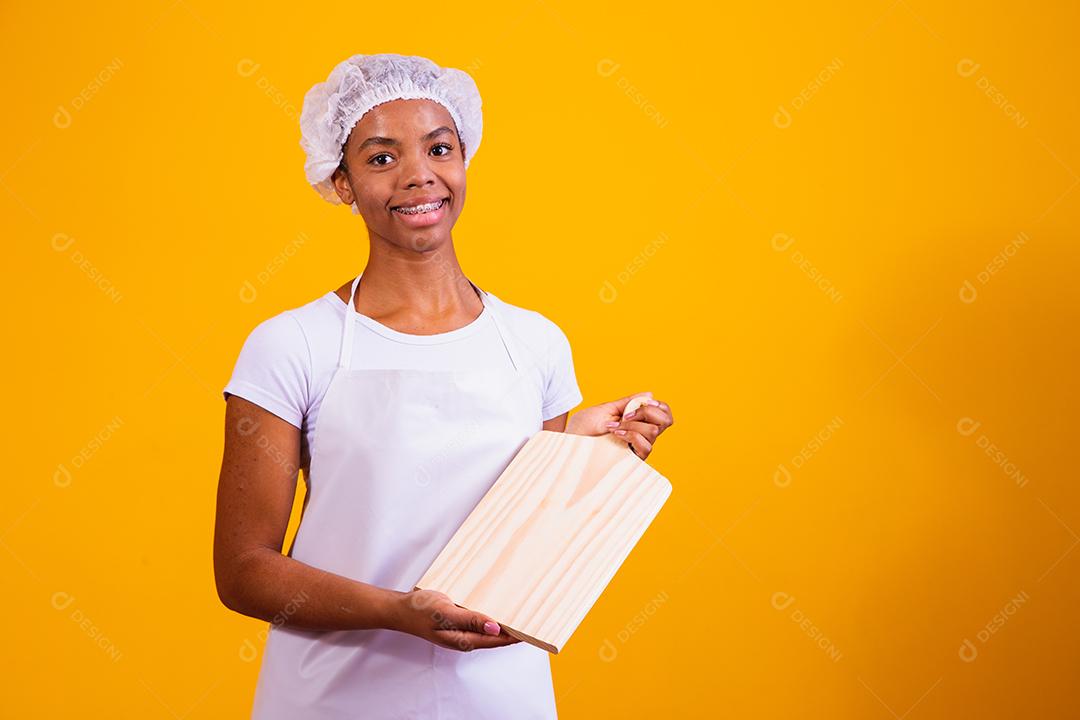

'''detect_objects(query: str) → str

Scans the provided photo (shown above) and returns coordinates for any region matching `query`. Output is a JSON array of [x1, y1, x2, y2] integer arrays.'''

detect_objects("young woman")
[[214, 53, 674, 719]]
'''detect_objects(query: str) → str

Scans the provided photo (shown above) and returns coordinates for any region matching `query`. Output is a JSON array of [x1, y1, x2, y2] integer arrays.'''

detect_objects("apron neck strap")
[[338, 273, 364, 369], [337, 272, 521, 372]]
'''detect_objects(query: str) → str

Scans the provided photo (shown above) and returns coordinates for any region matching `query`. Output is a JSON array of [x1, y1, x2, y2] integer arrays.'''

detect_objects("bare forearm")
[[219, 547, 405, 632]]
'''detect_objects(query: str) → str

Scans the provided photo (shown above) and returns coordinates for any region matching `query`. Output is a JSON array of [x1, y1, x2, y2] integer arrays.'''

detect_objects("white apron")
[[250, 272, 559, 719]]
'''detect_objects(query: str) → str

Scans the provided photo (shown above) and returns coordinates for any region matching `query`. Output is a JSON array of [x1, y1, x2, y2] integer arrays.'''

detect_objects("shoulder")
[[483, 291, 572, 353], [284, 291, 348, 347], [484, 291, 583, 419], [242, 292, 352, 378], [224, 291, 344, 425], [240, 292, 339, 353]]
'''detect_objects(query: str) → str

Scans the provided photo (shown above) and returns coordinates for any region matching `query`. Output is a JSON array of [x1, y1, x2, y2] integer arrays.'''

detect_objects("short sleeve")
[[541, 321, 584, 421], [222, 311, 311, 429]]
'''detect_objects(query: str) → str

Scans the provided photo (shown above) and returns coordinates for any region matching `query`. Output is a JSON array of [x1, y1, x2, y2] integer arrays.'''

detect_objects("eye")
[[431, 143, 453, 157], [369, 153, 393, 166]]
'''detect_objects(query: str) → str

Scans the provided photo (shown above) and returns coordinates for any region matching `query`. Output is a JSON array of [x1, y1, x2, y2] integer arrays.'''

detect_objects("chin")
[[395, 229, 451, 253]]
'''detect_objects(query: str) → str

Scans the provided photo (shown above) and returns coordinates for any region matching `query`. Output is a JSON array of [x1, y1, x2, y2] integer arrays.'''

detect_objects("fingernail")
[[605, 421, 620, 428], [623, 411, 636, 420], [614, 429, 627, 436], [483, 621, 500, 635], [647, 399, 661, 407]]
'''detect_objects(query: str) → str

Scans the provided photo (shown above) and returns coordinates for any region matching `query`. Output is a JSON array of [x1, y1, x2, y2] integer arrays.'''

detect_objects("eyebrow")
[[356, 126, 455, 151]]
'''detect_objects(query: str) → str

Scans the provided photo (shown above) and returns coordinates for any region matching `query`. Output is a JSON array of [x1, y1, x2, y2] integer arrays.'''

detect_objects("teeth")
[[394, 199, 444, 215]]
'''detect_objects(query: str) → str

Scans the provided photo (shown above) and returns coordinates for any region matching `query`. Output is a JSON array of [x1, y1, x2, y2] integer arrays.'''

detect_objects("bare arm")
[[213, 396, 519, 650], [541, 412, 568, 432], [213, 395, 399, 630]]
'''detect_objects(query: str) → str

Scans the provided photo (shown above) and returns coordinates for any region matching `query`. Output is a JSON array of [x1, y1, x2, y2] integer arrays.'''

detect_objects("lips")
[[391, 196, 449, 213], [390, 196, 450, 227]]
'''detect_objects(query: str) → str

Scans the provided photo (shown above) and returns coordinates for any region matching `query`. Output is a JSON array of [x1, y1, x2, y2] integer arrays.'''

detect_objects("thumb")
[[443, 603, 502, 636], [613, 391, 653, 416]]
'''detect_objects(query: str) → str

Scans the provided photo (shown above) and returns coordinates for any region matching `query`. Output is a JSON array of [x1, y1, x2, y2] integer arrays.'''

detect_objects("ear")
[[331, 164, 355, 206]]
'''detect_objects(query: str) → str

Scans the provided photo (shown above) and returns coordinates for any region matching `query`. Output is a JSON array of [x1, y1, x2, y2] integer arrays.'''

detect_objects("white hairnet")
[[299, 53, 483, 214]]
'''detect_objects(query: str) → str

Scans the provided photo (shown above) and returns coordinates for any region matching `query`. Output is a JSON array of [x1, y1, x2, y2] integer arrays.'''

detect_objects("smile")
[[392, 199, 447, 215]]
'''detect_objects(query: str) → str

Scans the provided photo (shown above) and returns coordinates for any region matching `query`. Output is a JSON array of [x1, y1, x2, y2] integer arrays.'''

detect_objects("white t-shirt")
[[222, 288, 583, 476]]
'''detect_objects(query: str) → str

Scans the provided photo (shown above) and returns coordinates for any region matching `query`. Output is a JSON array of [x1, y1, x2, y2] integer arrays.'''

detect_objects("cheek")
[[448, 173, 467, 204], [450, 166, 467, 190], [355, 184, 391, 215], [354, 196, 392, 229]]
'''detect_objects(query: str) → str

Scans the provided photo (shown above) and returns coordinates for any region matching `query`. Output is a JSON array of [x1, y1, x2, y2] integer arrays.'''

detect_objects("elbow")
[[214, 545, 270, 615], [214, 551, 250, 614], [216, 581, 239, 613], [214, 564, 241, 613]]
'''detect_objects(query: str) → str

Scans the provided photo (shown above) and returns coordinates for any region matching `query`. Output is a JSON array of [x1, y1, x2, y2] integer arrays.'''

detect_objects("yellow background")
[[5, 0, 1078, 716]]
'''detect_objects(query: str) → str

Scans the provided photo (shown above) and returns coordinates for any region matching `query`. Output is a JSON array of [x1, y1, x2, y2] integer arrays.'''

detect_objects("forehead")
[[350, 98, 456, 138]]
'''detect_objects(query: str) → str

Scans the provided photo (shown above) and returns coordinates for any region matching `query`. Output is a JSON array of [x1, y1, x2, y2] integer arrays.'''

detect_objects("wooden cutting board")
[[414, 428, 672, 654]]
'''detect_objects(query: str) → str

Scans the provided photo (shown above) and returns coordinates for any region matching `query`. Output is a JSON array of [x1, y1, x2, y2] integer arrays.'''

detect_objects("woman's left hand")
[[565, 391, 674, 460]]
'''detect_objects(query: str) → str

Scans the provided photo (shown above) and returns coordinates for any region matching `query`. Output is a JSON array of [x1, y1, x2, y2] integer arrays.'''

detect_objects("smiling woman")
[[332, 102, 464, 241], [214, 52, 674, 720]]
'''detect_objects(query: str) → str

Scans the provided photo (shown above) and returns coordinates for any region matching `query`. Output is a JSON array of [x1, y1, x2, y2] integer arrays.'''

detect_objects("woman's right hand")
[[389, 589, 522, 652]]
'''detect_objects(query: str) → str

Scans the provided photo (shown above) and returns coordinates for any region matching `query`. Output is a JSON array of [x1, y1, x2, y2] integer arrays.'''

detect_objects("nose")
[[399, 146, 437, 189]]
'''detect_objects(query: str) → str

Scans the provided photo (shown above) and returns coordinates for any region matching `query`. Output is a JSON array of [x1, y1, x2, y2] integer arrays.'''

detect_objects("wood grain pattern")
[[415, 430, 672, 654]]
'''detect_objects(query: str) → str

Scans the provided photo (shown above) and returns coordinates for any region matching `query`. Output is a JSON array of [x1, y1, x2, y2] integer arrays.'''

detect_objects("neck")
[[357, 233, 480, 317]]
